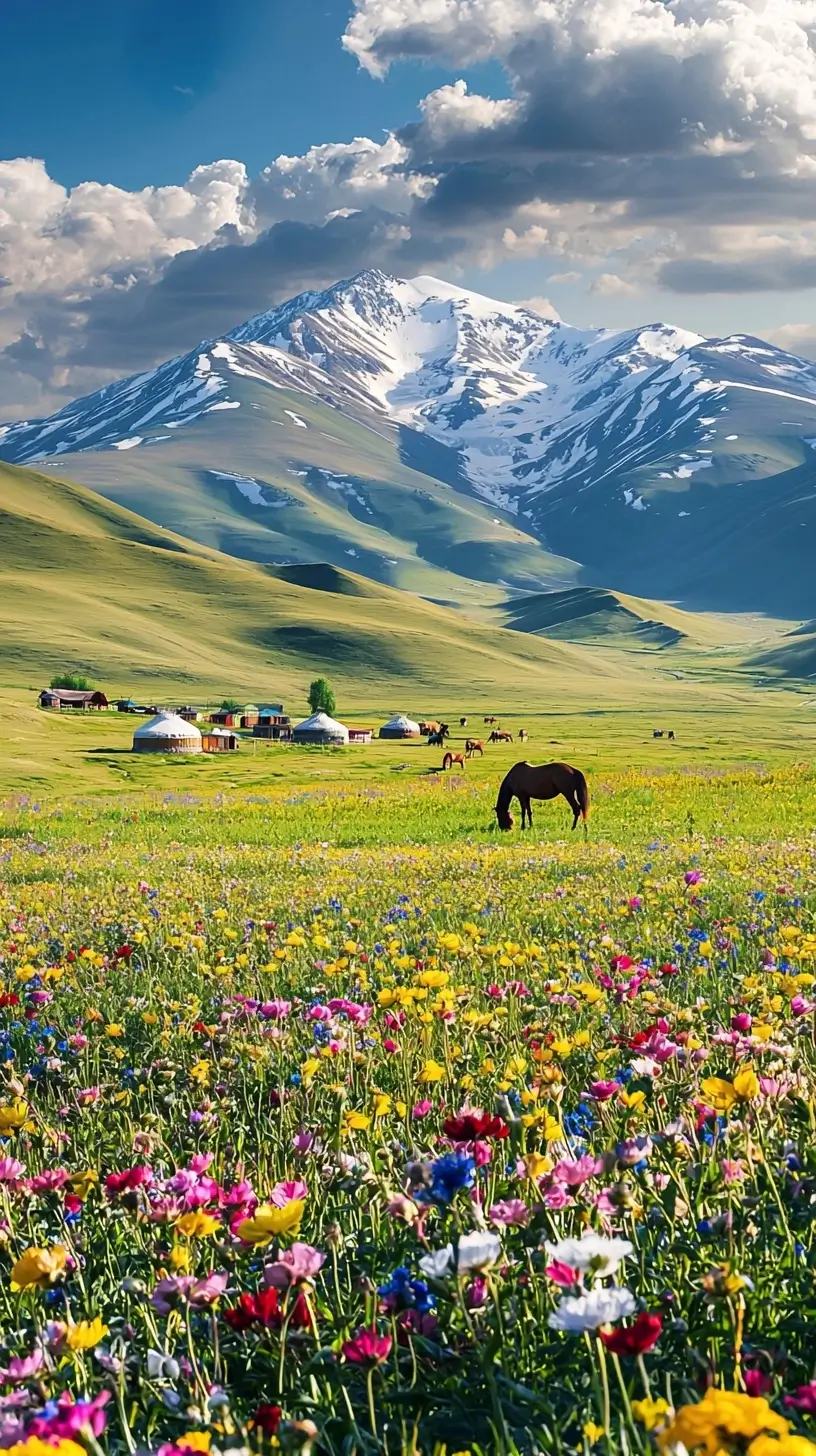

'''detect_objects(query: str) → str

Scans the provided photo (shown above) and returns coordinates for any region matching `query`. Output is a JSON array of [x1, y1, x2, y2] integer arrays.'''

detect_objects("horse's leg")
[[521, 795, 531, 828]]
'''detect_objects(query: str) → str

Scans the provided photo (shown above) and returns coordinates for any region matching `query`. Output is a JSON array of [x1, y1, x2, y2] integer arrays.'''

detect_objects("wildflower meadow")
[[2, 767, 816, 1455]]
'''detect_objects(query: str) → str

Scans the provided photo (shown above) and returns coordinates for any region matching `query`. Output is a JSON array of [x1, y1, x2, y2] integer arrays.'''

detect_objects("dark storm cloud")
[[660, 254, 816, 293], [54, 209, 453, 371]]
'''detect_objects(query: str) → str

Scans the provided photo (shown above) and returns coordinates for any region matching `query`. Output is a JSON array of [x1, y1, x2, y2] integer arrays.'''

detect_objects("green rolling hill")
[[0, 461, 634, 705], [29, 368, 579, 610], [493, 586, 777, 652]]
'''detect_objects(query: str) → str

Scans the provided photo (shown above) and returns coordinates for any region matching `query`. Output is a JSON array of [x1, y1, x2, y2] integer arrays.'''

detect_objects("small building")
[[240, 705, 260, 729], [209, 710, 240, 727], [201, 728, 239, 753], [379, 713, 421, 740], [253, 705, 292, 740], [116, 698, 139, 714], [40, 689, 109, 711], [292, 711, 349, 746], [177, 706, 202, 723], [133, 712, 203, 755], [348, 728, 373, 745]]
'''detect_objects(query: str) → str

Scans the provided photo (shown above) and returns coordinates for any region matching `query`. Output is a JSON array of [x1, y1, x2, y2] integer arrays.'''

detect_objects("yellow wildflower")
[[659, 1389, 789, 1455], [632, 1398, 672, 1431], [0, 1101, 29, 1134], [11, 1244, 68, 1291], [66, 1316, 108, 1351], [235, 1200, 304, 1245], [418, 1059, 446, 1083], [176, 1210, 221, 1239]]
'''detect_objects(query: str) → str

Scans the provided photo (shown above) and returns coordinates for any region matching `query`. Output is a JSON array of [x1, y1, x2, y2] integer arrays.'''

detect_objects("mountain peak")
[[5, 271, 816, 618]]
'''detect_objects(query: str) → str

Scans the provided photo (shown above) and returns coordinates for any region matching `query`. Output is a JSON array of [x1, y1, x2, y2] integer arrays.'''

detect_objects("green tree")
[[308, 677, 337, 716], [220, 697, 242, 713], [50, 672, 95, 691]]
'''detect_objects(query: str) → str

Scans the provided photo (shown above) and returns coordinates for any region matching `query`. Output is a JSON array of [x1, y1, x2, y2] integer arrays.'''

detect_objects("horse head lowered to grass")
[[495, 761, 589, 832]]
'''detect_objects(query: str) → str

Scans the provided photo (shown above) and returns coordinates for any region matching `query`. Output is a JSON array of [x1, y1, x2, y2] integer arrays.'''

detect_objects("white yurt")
[[379, 713, 421, 740], [133, 712, 203, 755], [292, 711, 349, 745]]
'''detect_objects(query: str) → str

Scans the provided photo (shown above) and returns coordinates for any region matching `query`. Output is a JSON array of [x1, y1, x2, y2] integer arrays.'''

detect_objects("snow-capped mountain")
[[4, 269, 816, 613]]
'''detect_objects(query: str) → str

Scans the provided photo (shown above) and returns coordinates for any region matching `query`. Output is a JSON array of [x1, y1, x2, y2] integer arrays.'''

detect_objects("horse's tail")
[[574, 768, 590, 821]]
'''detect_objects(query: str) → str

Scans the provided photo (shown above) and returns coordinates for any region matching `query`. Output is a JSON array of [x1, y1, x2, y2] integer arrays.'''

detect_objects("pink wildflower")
[[342, 1327, 392, 1365]]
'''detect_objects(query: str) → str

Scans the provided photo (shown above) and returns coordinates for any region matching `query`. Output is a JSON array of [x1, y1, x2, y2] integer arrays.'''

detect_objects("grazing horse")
[[489, 729, 513, 744], [517, 729, 528, 742], [443, 751, 466, 771], [668, 730, 675, 741], [460, 717, 468, 727], [465, 738, 484, 757], [484, 715, 497, 725], [653, 729, 664, 739], [427, 730, 445, 746], [420, 720, 439, 736], [495, 761, 589, 832]]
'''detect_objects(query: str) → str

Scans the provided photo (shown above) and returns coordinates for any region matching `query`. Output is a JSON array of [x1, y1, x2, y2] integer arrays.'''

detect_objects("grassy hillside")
[[0, 460, 638, 708], [494, 586, 777, 651], [33, 370, 580, 606]]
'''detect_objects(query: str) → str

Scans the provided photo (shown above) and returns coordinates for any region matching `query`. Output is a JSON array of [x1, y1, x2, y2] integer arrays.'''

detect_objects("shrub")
[[50, 672, 95, 691]]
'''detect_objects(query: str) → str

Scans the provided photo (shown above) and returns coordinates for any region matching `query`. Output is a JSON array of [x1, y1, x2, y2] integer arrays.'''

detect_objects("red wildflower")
[[252, 1405, 282, 1435], [442, 1112, 509, 1141], [105, 1165, 154, 1198], [599, 1311, 662, 1356], [223, 1288, 311, 1331]]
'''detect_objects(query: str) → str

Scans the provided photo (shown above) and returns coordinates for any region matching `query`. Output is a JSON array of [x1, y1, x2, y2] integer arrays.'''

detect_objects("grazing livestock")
[[427, 730, 445, 746], [460, 717, 468, 727], [465, 739, 484, 757], [489, 729, 513, 744], [517, 729, 528, 742], [484, 715, 497, 725], [495, 761, 590, 832], [443, 751, 466, 771]]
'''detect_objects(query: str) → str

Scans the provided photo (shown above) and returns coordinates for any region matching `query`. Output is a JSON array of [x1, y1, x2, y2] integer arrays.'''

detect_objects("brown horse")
[[443, 751, 466, 771], [495, 761, 589, 832], [484, 715, 497, 725], [465, 738, 484, 758], [419, 720, 439, 736], [489, 729, 513, 744]]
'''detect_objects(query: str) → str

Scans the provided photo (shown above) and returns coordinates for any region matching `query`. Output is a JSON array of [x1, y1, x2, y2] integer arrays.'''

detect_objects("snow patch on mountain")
[[4, 268, 816, 543]]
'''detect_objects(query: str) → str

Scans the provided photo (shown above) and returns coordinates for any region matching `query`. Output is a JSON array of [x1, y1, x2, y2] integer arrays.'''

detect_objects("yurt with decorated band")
[[132, 712, 203, 755]]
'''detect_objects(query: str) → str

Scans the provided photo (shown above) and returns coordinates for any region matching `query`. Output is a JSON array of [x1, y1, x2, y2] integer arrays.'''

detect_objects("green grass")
[[0, 460, 636, 714], [4, 456, 816, 801]]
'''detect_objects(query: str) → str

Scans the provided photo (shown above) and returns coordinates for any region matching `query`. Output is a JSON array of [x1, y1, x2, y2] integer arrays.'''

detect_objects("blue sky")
[[1, 0, 505, 191], [1, 0, 816, 416]]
